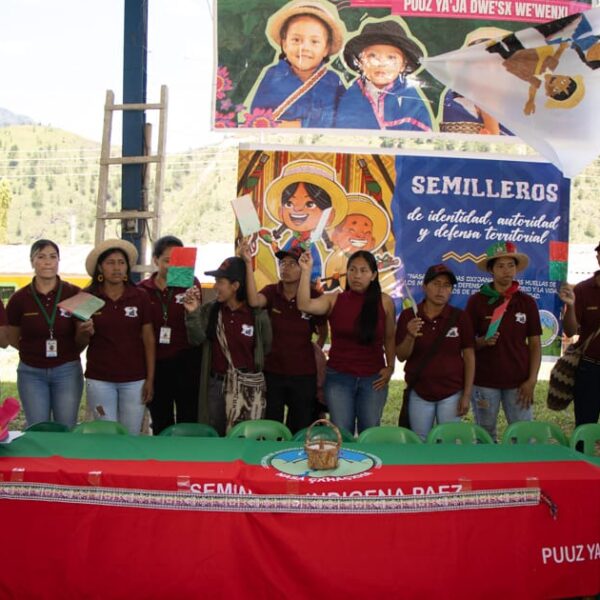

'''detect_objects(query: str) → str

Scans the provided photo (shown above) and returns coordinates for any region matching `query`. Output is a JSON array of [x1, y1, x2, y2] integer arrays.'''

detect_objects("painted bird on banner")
[[422, 8, 600, 177]]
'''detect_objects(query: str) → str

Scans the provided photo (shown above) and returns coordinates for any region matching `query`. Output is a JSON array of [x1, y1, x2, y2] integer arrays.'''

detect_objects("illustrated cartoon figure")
[[440, 27, 513, 135], [247, 0, 346, 128], [486, 37, 584, 115], [335, 19, 433, 131], [323, 194, 399, 291], [262, 160, 348, 282]]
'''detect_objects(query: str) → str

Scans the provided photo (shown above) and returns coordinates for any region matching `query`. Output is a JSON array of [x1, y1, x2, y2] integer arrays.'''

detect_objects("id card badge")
[[159, 326, 172, 345], [46, 339, 58, 358]]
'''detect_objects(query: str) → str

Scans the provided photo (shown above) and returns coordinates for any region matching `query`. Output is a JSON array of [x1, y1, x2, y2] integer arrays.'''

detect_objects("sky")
[[2, 0, 222, 152]]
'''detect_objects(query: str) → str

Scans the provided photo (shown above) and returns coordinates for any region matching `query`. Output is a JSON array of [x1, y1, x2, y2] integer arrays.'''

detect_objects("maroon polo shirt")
[[396, 303, 474, 402], [211, 303, 255, 374], [466, 289, 542, 389], [0, 299, 6, 326], [328, 290, 386, 377], [85, 285, 153, 382], [260, 283, 325, 376], [138, 275, 201, 361], [573, 272, 600, 360], [6, 278, 81, 368]]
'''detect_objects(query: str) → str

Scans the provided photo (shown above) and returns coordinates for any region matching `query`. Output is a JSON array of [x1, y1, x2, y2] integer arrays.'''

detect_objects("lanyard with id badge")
[[30, 281, 63, 358], [156, 289, 173, 344]]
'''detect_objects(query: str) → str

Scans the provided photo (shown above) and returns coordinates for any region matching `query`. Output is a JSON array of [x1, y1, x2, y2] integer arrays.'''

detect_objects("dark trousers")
[[150, 348, 201, 435], [574, 358, 600, 426], [265, 372, 317, 434]]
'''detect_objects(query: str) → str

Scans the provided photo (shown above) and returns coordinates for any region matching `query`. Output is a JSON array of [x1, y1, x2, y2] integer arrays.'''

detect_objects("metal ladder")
[[95, 84, 168, 272]]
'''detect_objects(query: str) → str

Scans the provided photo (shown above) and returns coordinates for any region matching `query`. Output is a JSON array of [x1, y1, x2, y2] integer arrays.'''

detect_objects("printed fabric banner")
[[215, 0, 592, 134], [423, 8, 600, 176], [238, 146, 569, 355]]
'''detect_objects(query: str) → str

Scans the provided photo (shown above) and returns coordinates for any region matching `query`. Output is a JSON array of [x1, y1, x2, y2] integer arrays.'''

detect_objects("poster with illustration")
[[215, 0, 592, 134], [237, 145, 569, 355]]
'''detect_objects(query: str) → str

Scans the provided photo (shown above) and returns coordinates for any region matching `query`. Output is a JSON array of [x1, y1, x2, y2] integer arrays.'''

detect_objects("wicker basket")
[[304, 419, 341, 470]]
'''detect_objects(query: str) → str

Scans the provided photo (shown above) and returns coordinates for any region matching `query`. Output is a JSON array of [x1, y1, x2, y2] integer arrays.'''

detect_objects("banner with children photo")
[[215, 0, 593, 135], [237, 145, 569, 355]]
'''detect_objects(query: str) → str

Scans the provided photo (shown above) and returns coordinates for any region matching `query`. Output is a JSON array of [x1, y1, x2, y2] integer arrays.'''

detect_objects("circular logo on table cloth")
[[539, 309, 559, 348], [262, 447, 381, 479]]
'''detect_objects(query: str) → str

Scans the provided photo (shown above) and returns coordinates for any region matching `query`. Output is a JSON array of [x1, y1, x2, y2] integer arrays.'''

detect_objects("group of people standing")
[[2, 236, 598, 439]]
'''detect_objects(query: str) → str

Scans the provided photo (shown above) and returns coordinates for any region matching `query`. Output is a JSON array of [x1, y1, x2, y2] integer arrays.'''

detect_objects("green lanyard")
[[30, 280, 63, 339], [155, 288, 173, 325]]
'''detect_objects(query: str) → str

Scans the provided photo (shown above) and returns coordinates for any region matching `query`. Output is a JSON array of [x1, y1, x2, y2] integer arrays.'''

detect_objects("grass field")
[[5, 379, 576, 441]]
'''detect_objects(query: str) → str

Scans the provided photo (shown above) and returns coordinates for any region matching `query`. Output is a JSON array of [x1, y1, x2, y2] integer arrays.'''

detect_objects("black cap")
[[204, 257, 245, 283], [423, 263, 457, 285], [275, 247, 303, 262]]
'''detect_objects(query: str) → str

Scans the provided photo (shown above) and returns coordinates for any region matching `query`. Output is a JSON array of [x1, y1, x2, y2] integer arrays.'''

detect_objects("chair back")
[[570, 423, 600, 456], [292, 425, 355, 443], [358, 426, 422, 444], [502, 421, 569, 446], [159, 423, 219, 437], [227, 419, 292, 441], [427, 422, 493, 445], [25, 421, 71, 433], [72, 420, 129, 435]]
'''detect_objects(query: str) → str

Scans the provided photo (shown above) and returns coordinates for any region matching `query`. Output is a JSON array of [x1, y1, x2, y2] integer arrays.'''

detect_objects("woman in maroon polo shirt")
[[395, 264, 475, 441], [77, 239, 155, 435], [297, 250, 396, 435], [138, 235, 202, 434], [6, 239, 83, 428], [242, 243, 327, 434]]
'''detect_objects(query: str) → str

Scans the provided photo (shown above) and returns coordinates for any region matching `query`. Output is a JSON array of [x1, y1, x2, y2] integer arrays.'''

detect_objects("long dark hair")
[[345, 250, 381, 345], [85, 248, 134, 294], [206, 278, 248, 341]]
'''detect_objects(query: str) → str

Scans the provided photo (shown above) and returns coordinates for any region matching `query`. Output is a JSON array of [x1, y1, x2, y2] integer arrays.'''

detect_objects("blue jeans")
[[409, 390, 462, 442], [86, 379, 146, 435], [17, 360, 83, 428], [472, 386, 532, 442], [324, 368, 388, 435]]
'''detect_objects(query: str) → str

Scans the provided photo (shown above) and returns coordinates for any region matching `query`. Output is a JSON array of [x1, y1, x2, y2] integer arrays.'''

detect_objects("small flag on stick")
[[58, 292, 105, 321], [167, 247, 197, 288]]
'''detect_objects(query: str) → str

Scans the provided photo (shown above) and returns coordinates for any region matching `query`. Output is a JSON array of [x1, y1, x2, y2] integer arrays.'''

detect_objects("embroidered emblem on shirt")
[[446, 327, 459, 338], [124, 306, 138, 318], [515, 312, 526, 324], [241, 324, 254, 337], [300, 312, 311, 320], [175, 293, 185, 305], [58, 308, 72, 318]]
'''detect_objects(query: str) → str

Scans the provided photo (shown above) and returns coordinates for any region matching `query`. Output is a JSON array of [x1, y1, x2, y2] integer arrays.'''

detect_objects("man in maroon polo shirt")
[[242, 243, 327, 433], [559, 241, 600, 425], [466, 242, 542, 441]]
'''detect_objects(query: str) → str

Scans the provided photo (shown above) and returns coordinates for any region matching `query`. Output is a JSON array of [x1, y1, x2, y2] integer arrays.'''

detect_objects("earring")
[[97, 274, 104, 283], [123, 275, 128, 282]]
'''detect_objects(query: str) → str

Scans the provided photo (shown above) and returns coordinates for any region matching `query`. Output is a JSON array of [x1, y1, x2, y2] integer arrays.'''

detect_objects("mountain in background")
[[0, 108, 35, 127]]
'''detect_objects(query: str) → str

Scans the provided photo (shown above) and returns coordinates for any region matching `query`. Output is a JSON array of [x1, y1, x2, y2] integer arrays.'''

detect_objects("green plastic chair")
[[227, 419, 292, 441], [72, 420, 129, 435], [502, 421, 569, 446], [357, 426, 422, 444], [25, 421, 71, 433], [159, 422, 219, 437], [427, 422, 494, 445], [570, 423, 600, 456], [292, 425, 356, 443]]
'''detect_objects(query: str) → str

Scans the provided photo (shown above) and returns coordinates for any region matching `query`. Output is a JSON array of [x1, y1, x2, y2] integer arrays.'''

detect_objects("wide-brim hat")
[[267, 0, 346, 55], [477, 242, 529, 272], [265, 159, 348, 229], [424, 263, 457, 286], [333, 194, 390, 252], [343, 19, 423, 75], [544, 75, 585, 110], [85, 239, 138, 277], [204, 256, 246, 283], [463, 27, 511, 47]]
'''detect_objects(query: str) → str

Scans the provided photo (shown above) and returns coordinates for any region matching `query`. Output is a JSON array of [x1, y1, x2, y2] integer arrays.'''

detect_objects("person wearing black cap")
[[395, 264, 475, 441], [558, 241, 600, 425], [335, 18, 433, 131], [184, 257, 272, 435], [241, 242, 327, 433]]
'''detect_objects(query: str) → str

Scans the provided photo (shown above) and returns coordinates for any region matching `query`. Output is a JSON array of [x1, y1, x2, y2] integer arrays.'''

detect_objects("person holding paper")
[[6, 239, 83, 428], [241, 242, 327, 434], [395, 264, 474, 441], [138, 236, 203, 435], [297, 250, 396, 435], [77, 239, 155, 435], [465, 242, 541, 441]]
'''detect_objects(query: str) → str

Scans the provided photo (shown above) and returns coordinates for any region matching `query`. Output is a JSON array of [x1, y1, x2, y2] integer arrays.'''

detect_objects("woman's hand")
[[457, 393, 470, 416], [558, 283, 575, 307], [298, 250, 313, 273], [240, 238, 254, 264], [183, 286, 201, 313], [77, 319, 95, 337], [142, 379, 154, 405], [406, 317, 423, 338], [373, 365, 394, 390]]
